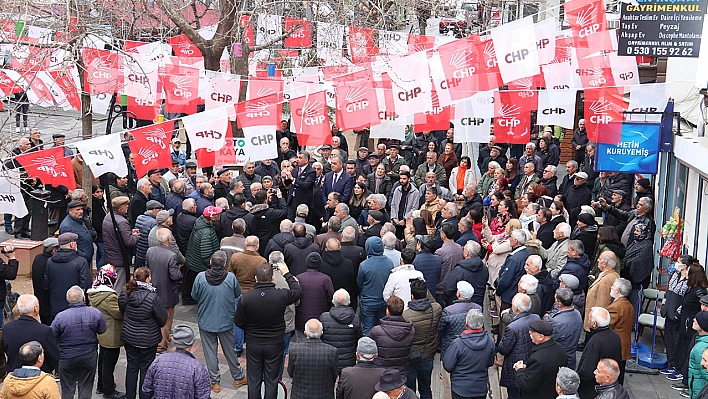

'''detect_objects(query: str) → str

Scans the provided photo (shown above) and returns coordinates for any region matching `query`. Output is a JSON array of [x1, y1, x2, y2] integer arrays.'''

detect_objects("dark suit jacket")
[[3, 315, 60, 374], [292, 165, 316, 208], [288, 338, 338, 399], [321, 171, 354, 205], [536, 223, 555, 249], [337, 362, 386, 399]]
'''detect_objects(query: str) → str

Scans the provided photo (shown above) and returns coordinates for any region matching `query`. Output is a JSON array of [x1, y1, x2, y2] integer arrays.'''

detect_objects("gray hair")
[[19, 341, 43, 367], [342, 226, 356, 242], [567, 160, 578, 169], [182, 198, 196, 211], [328, 216, 342, 232], [269, 251, 284, 265], [600, 251, 618, 269], [464, 240, 481, 257], [280, 219, 293, 233], [382, 232, 397, 250], [232, 218, 247, 235], [172, 179, 185, 194], [215, 197, 229, 209], [460, 218, 472, 231], [546, 165, 557, 175], [444, 202, 458, 217], [512, 293, 531, 313], [528, 255, 543, 270], [313, 161, 323, 169], [466, 183, 478, 194], [526, 203, 540, 214], [137, 178, 151, 191], [488, 161, 501, 170], [556, 288, 574, 306], [331, 154, 344, 165], [381, 223, 395, 235], [568, 239, 585, 256], [411, 210, 421, 218], [599, 358, 621, 380], [245, 236, 259, 248], [525, 142, 536, 149], [400, 165, 410, 173], [373, 194, 387, 208], [66, 286, 85, 304], [591, 307, 611, 327], [614, 278, 632, 298], [557, 223, 571, 238], [519, 274, 538, 295], [556, 367, 580, 395], [466, 309, 484, 330], [326, 238, 341, 251], [17, 294, 38, 316], [336, 203, 350, 216], [304, 319, 324, 339], [157, 228, 172, 244], [70, 189, 85, 201], [511, 229, 527, 246], [332, 289, 351, 306], [580, 205, 596, 217], [639, 197, 653, 211]]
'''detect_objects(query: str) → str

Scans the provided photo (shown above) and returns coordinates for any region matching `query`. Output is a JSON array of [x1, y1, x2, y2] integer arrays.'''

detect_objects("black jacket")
[[576, 326, 623, 399], [284, 237, 320, 276], [264, 232, 295, 259], [460, 194, 484, 218], [340, 242, 367, 276], [234, 273, 303, 345], [31, 253, 51, 321], [92, 196, 107, 243], [0, 257, 18, 305], [536, 223, 555, 249], [216, 207, 254, 239], [173, 210, 198, 255], [534, 269, 556, 315], [565, 184, 592, 226], [250, 200, 288, 255], [367, 315, 415, 376], [443, 256, 488, 307], [118, 286, 168, 348], [3, 315, 60, 374], [539, 176, 558, 197], [129, 191, 149, 227], [681, 287, 708, 336], [320, 305, 362, 370], [337, 362, 386, 399], [43, 249, 89, 316], [516, 338, 568, 399], [320, 250, 358, 304]]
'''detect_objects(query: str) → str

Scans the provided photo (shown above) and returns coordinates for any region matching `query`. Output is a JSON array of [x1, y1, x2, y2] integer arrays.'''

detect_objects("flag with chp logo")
[[490, 16, 540, 84], [205, 73, 241, 117], [584, 87, 626, 144], [240, 16, 255, 47], [454, 95, 492, 143], [386, 51, 433, 116], [167, 34, 203, 64], [542, 61, 575, 90], [609, 52, 639, 87], [290, 90, 332, 146], [195, 123, 237, 168], [12, 47, 50, 74], [129, 121, 174, 177], [82, 48, 120, 95], [0, 70, 23, 95], [473, 38, 503, 92], [75, 134, 128, 178], [48, 69, 81, 112], [284, 18, 312, 48], [348, 26, 377, 64], [506, 76, 541, 110], [534, 19, 557, 65], [236, 92, 280, 129], [407, 34, 435, 55], [0, 170, 28, 219], [16, 147, 75, 190], [23, 72, 56, 107], [493, 90, 532, 144], [575, 53, 615, 89], [564, 0, 609, 49], [438, 37, 480, 102], [414, 90, 451, 132], [537, 89, 577, 128], [335, 81, 380, 131], [162, 64, 200, 114], [183, 107, 230, 152]]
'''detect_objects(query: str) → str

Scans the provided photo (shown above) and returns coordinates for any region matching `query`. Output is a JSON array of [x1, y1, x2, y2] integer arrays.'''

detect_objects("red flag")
[[284, 18, 311, 48], [507, 76, 541, 110], [322, 66, 350, 80], [494, 91, 532, 144], [236, 93, 280, 128], [438, 37, 479, 101], [16, 147, 74, 189], [13, 47, 51, 74], [564, 0, 608, 48], [129, 122, 174, 177], [24, 72, 57, 106], [414, 90, 452, 131], [48, 69, 81, 112], [335, 80, 380, 131], [127, 96, 160, 121], [240, 16, 255, 47], [290, 91, 331, 146], [576, 53, 615, 89], [408, 34, 435, 54], [0, 70, 22, 95], [162, 64, 200, 114], [584, 87, 626, 144], [195, 124, 236, 168], [473, 38, 503, 92], [82, 48, 119, 94], [553, 36, 575, 64], [167, 34, 203, 63], [348, 26, 377, 64]]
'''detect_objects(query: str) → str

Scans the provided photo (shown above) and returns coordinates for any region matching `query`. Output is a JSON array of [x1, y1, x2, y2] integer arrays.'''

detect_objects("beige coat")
[[88, 286, 123, 348], [0, 371, 60, 399], [583, 270, 619, 332]]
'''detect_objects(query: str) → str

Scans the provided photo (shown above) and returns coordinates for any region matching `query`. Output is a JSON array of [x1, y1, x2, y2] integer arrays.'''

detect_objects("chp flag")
[[290, 90, 331, 146], [15, 147, 75, 190], [75, 134, 128, 178], [537, 89, 577, 128], [129, 121, 174, 177], [454, 95, 492, 143], [183, 107, 230, 152], [490, 16, 540, 84], [243, 125, 278, 162], [0, 170, 28, 219]]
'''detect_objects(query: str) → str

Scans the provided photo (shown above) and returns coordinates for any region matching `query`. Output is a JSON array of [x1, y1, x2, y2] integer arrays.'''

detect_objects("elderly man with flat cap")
[[59, 200, 96, 265], [43, 233, 90, 320], [143, 324, 211, 399], [103, 196, 140, 291], [31, 238, 58, 325], [338, 337, 386, 399], [514, 319, 568, 399]]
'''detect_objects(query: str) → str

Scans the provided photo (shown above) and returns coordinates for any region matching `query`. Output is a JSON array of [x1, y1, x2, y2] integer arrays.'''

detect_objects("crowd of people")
[[0, 121, 703, 399]]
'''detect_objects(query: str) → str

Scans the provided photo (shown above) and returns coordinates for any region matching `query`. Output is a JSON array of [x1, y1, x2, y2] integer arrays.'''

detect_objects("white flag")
[[608, 52, 639, 88], [0, 170, 28, 219], [204, 72, 241, 120], [123, 54, 159, 104], [378, 31, 408, 56], [628, 83, 668, 122], [428, 52, 452, 108], [370, 113, 409, 140], [75, 134, 129, 178], [465, 90, 496, 118], [537, 90, 577, 129], [454, 96, 491, 143], [387, 51, 432, 116], [542, 62, 575, 90], [534, 19, 557, 65], [243, 125, 277, 162], [256, 14, 283, 46], [183, 107, 229, 151], [491, 16, 540, 83], [317, 22, 345, 64]]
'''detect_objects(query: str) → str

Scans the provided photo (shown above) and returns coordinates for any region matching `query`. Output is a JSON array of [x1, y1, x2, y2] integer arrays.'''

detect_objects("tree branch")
[[248, 24, 300, 52], [151, 0, 208, 48]]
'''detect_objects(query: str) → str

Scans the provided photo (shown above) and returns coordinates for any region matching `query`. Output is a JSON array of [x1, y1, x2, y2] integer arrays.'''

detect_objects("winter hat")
[[306, 252, 322, 269], [696, 311, 708, 332], [172, 324, 196, 348], [559, 274, 579, 290], [577, 213, 595, 226], [93, 264, 117, 289], [636, 178, 651, 190]]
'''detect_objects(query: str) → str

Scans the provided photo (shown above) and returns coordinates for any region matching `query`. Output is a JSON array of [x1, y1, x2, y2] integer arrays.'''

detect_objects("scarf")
[[456, 166, 467, 191], [206, 266, 228, 286], [136, 280, 156, 292]]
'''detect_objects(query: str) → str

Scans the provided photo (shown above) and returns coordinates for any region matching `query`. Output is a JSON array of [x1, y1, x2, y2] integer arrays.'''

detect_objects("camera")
[[1, 249, 13, 255]]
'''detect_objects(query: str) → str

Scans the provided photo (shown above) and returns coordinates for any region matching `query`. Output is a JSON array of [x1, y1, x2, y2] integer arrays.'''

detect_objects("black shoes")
[[104, 391, 127, 399]]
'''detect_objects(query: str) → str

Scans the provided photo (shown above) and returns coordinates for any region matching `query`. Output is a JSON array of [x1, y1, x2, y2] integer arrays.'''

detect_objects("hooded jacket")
[[185, 216, 220, 273], [284, 237, 320, 276], [442, 330, 495, 398], [217, 207, 254, 239], [264, 232, 295, 259], [43, 249, 90, 316], [192, 272, 242, 333], [0, 368, 60, 399], [319, 250, 358, 302], [367, 315, 415, 376], [87, 286, 123, 348], [320, 305, 362, 370], [403, 298, 442, 359], [295, 267, 334, 331], [357, 238, 395, 305], [438, 300, 482, 356], [443, 256, 489, 307], [118, 286, 168, 348]]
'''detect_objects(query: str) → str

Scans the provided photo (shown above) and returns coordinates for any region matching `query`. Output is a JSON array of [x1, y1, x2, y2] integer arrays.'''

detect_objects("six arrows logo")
[[589, 99, 612, 114], [138, 146, 160, 164], [32, 156, 64, 177], [498, 103, 521, 118], [449, 51, 468, 69], [575, 5, 597, 28], [143, 128, 168, 149], [171, 76, 193, 98]]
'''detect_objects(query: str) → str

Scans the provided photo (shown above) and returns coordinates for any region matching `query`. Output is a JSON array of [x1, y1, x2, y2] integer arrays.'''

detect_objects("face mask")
[[610, 288, 618, 300]]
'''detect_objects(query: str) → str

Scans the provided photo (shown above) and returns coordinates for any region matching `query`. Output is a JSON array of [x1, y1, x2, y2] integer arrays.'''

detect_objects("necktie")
[[332, 173, 338, 190]]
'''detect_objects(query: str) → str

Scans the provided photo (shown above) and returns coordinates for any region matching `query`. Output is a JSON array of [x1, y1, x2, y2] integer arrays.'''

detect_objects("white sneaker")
[[15, 127, 20, 133]]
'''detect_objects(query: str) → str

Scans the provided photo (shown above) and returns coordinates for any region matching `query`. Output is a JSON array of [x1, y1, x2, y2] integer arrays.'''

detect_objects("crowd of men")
[[0, 122, 698, 399]]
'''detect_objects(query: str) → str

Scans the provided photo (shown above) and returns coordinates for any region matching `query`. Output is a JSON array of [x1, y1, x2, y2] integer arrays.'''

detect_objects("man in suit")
[[3, 294, 60, 375], [495, 230, 531, 315], [285, 151, 317, 220], [607, 278, 634, 384], [288, 319, 339, 399], [583, 251, 619, 341], [321, 155, 353, 206], [535, 208, 555, 249]]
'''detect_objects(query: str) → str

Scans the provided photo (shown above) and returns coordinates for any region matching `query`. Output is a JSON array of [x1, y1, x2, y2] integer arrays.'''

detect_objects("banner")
[[627, 83, 668, 122], [284, 18, 312, 48], [335, 80, 380, 131], [348, 26, 377, 64], [0, 170, 28, 218], [317, 22, 345, 63], [0, 70, 23, 95], [537, 89, 577, 128], [129, 121, 174, 177], [195, 124, 237, 167], [183, 107, 229, 151], [256, 14, 283, 46], [454, 96, 491, 143], [162, 64, 200, 114], [584, 87, 626, 143], [75, 134, 128, 178], [243, 125, 278, 162], [82, 48, 119, 94], [16, 147, 74, 189], [236, 92, 280, 128], [167, 34, 203, 63], [387, 51, 432, 115], [494, 91, 532, 144], [123, 54, 159, 105], [534, 18, 557, 65], [370, 112, 407, 140], [378, 31, 408, 56], [290, 90, 331, 145], [48, 69, 81, 112], [491, 16, 540, 83], [596, 122, 661, 173], [204, 73, 241, 117]]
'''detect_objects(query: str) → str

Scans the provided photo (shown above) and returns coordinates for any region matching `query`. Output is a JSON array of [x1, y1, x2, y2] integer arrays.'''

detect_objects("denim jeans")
[[95, 242, 105, 268], [360, 302, 387, 335], [4, 214, 11, 230], [406, 358, 434, 399], [234, 295, 244, 352], [280, 330, 294, 380], [59, 350, 98, 399], [124, 344, 156, 399]]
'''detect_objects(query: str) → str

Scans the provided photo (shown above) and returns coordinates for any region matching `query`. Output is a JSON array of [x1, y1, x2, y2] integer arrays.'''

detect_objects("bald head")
[[304, 319, 323, 339], [245, 235, 259, 249], [326, 238, 341, 251], [342, 226, 356, 242]]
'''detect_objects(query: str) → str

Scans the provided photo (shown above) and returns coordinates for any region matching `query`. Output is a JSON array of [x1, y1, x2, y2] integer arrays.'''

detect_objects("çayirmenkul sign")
[[596, 122, 661, 174]]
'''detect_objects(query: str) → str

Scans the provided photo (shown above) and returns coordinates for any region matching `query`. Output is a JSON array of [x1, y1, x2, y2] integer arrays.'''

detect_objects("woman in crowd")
[[468, 209, 484, 241], [88, 265, 124, 399], [481, 218, 522, 317], [677, 261, 708, 388], [119, 267, 168, 399], [488, 199, 517, 236], [349, 182, 370, 221], [538, 136, 559, 168], [551, 198, 569, 224], [571, 213, 599, 262], [449, 156, 475, 195], [405, 214, 428, 250], [92, 184, 107, 268], [660, 255, 691, 380], [479, 161, 500, 198], [488, 192, 505, 219], [506, 158, 520, 194], [534, 184, 553, 208], [366, 163, 392, 199], [590, 226, 625, 280], [517, 191, 536, 213], [520, 203, 540, 232], [440, 143, 459, 188], [623, 223, 655, 305]]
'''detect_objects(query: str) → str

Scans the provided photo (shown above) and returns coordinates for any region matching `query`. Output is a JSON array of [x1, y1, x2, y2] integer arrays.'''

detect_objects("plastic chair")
[[641, 289, 664, 313], [638, 313, 665, 344]]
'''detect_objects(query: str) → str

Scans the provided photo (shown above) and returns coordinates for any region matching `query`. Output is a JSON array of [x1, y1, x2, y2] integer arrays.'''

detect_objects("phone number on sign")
[[624, 46, 694, 56]]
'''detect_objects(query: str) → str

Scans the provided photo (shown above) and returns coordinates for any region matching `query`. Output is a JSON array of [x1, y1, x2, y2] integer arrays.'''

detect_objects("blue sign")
[[596, 122, 661, 174]]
